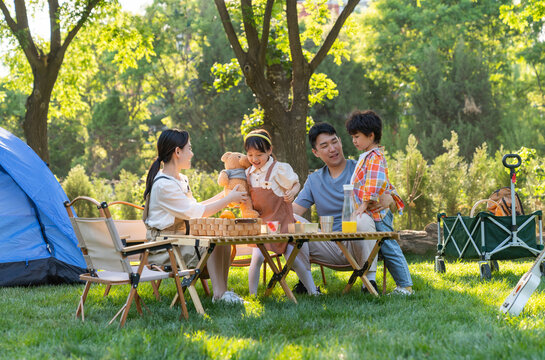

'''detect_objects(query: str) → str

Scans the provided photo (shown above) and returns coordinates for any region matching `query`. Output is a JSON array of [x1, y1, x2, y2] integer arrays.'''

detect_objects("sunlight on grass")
[[187, 330, 256, 359], [2, 256, 545, 358], [242, 297, 264, 318]]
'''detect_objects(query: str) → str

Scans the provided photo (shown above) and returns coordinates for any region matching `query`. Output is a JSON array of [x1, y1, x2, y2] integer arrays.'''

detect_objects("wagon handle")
[[502, 154, 521, 170]]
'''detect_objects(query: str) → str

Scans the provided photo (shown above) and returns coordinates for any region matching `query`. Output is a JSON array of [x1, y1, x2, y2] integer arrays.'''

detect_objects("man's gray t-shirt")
[[294, 160, 356, 232]]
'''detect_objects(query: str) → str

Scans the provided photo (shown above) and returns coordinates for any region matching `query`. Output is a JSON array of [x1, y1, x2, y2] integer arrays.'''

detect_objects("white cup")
[[319, 216, 334, 233]]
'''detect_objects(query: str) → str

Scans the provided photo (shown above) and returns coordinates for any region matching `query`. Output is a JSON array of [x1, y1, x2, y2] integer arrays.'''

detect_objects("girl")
[[144, 129, 248, 303], [244, 129, 320, 295]]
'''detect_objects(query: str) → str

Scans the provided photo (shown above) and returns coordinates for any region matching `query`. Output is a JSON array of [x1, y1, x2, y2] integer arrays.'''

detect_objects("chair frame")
[[310, 257, 388, 295], [65, 196, 195, 327]]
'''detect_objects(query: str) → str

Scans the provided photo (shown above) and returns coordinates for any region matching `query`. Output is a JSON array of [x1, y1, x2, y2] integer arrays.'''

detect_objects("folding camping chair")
[[107, 200, 211, 297], [435, 154, 544, 280], [65, 196, 199, 327]]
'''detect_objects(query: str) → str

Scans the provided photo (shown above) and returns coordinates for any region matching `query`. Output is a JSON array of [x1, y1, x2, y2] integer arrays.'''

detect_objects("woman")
[[144, 129, 248, 303]]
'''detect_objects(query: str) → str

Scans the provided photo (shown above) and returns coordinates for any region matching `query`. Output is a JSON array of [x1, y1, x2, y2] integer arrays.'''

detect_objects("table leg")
[[335, 239, 383, 297], [171, 243, 213, 315], [167, 248, 189, 320], [259, 242, 301, 304]]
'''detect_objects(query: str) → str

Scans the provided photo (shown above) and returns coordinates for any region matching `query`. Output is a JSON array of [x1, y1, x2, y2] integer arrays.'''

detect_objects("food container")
[[287, 223, 319, 233], [266, 221, 280, 234], [188, 218, 262, 236]]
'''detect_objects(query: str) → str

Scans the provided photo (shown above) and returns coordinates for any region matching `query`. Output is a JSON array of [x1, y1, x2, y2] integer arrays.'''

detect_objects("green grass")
[[2, 255, 545, 359]]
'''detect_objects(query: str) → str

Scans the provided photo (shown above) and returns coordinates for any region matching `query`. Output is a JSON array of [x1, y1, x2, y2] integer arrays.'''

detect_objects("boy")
[[345, 110, 413, 295]]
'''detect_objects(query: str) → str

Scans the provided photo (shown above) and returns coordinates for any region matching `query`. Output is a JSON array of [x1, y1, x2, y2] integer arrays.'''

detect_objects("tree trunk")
[[256, 62, 310, 185], [261, 105, 309, 186], [23, 67, 59, 165]]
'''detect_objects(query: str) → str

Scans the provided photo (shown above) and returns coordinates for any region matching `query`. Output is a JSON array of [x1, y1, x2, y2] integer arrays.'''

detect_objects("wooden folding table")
[[161, 231, 399, 313]]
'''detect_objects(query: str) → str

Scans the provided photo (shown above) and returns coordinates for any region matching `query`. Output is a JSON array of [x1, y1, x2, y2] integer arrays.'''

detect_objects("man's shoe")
[[388, 286, 414, 296], [361, 280, 378, 294], [292, 280, 308, 294]]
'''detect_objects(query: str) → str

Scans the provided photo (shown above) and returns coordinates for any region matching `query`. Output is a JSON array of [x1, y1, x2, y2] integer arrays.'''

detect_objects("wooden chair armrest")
[[108, 201, 145, 210], [121, 239, 175, 256]]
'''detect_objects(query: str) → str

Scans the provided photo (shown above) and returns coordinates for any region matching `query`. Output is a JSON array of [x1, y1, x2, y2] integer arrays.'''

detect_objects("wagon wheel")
[[434, 256, 446, 273], [489, 260, 499, 273], [479, 262, 492, 281]]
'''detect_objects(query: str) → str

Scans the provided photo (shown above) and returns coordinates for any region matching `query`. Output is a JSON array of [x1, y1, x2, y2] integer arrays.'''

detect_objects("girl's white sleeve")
[[156, 181, 205, 219], [274, 162, 299, 190]]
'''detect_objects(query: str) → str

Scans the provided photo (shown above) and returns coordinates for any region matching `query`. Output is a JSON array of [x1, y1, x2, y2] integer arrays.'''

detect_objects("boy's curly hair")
[[345, 110, 382, 144]]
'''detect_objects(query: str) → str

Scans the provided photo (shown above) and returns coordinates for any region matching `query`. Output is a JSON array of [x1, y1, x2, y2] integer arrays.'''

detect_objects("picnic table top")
[[160, 231, 399, 246]]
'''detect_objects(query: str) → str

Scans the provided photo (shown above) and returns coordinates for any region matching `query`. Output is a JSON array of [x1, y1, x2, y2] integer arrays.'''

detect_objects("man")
[[293, 122, 413, 295]]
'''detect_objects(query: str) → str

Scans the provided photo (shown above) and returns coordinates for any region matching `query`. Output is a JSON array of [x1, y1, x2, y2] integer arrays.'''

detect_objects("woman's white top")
[[245, 157, 299, 197], [145, 171, 205, 230]]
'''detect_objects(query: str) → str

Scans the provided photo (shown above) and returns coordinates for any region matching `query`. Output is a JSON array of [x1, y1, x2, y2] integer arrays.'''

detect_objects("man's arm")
[[292, 202, 308, 216]]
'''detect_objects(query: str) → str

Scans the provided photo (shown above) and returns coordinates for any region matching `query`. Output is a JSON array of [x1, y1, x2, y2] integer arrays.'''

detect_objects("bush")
[[429, 131, 467, 216], [513, 147, 545, 213], [62, 165, 98, 217], [111, 170, 146, 220], [185, 169, 222, 202], [463, 143, 501, 214], [388, 135, 433, 229]]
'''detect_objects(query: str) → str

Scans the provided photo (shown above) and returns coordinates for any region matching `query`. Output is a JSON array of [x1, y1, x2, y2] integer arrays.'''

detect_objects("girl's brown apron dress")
[[248, 160, 295, 254]]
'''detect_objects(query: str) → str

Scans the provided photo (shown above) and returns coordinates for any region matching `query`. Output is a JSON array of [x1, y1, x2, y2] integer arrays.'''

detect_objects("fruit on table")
[[220, 210, 236, 219]]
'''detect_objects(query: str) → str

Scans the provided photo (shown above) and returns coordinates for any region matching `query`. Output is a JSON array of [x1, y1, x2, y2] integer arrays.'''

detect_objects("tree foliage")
[[212, 0, 361, 182]]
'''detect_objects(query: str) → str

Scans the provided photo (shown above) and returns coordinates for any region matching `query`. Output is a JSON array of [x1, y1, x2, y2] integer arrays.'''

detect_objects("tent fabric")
[[0, 127, 85, 286]]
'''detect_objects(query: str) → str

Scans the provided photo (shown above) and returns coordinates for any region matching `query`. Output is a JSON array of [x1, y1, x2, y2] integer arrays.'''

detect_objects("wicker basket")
[[188, 218, 262, 236]]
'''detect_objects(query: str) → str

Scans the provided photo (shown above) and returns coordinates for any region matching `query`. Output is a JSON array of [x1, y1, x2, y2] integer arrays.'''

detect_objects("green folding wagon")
[[434, 154, 544, 280]]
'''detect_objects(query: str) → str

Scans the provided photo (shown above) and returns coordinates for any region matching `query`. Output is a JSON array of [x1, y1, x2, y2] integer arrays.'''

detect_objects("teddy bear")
[[217, 152, 259, 218]]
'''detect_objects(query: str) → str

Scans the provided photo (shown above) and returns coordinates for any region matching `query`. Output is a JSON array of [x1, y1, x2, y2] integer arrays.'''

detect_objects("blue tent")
[[0, 127, 85, 286]]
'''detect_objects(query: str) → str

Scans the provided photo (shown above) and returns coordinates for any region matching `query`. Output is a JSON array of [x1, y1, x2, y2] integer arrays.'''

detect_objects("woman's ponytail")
[[144, 158, 162, 200], [143, 129, 189, 200]]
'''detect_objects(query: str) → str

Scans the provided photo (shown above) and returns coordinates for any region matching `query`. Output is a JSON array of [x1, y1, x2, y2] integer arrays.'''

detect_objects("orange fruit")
[[220, 210, 236, 219]]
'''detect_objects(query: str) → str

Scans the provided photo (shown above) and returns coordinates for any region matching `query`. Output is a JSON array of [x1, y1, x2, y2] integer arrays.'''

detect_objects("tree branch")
[[0, 1, 17, 32], [309, 0, 360, 72], [213, 0, 246, 64], [0, 0, 40, 66], [48, 0, 61, 52], [258, 0, 274, 69], [241, 0, 259, 54], [60, 0, 102, 57], [286, 0, 305, 74]]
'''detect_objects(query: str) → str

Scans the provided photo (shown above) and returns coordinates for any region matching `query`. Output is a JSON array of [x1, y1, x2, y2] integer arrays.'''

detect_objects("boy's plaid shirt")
[[351, 147, 405, 221]]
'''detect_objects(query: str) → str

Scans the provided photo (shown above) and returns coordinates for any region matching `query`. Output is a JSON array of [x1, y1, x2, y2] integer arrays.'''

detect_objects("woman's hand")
[[202, 184, 248, 218], [226, 184, 248, 204]]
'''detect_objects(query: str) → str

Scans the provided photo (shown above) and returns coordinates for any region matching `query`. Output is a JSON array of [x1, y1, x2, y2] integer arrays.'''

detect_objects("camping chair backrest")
[[107, 201, 147, 243], [70, 217, 131, 274], [65, 196, 131, 274], [112, 220, 148, 243]]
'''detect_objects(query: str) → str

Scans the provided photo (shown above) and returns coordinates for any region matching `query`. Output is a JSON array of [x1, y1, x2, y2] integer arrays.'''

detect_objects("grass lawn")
[[1, 254, 545, 359]]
